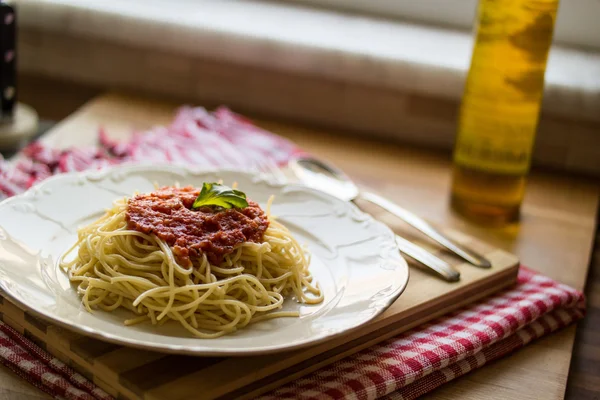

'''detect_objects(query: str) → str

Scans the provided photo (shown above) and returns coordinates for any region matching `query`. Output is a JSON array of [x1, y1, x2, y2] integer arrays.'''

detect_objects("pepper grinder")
[[0, 2, 38, 151]]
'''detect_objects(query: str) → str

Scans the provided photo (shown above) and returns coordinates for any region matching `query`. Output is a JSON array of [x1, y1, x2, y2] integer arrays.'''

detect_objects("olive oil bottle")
[[451, 0, 559, 225]]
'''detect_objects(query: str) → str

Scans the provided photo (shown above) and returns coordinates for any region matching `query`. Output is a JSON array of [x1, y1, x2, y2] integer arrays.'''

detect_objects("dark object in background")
[[0, 2, 15, 122], [0, 1, 38, 153]]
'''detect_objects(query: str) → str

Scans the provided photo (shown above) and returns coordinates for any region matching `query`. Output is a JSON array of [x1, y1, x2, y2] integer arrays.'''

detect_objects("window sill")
[[20, 0, 600, 122], [17, 0, 600, 175]]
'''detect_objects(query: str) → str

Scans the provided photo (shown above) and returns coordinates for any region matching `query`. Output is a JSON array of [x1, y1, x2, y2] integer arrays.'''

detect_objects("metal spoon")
[[287, 158, 461, 282], [290, 157, 492, 269]]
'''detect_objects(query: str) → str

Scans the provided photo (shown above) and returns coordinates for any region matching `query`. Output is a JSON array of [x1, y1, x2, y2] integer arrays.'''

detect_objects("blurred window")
[[285, 0, 600, 50]]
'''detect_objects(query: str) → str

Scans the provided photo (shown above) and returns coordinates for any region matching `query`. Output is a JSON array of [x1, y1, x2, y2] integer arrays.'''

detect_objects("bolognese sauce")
[[125, 186, 269, 266]]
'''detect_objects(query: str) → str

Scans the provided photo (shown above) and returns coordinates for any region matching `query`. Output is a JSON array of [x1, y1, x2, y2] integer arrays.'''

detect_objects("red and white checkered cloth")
[[262, 267, 585, 399], [0, 106, 304, 199], [0, 321, 111, 400], [0, 108, 586, 399]]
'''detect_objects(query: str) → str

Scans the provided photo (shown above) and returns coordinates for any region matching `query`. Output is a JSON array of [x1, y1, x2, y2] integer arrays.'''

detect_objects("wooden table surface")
[[3, 84, 599, 399]]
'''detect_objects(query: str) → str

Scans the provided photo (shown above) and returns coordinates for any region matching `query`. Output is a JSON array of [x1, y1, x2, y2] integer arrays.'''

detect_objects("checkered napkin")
[[262, 267, 585, 399], [0, 108, 586, 399], [0, 320, 112, 400]]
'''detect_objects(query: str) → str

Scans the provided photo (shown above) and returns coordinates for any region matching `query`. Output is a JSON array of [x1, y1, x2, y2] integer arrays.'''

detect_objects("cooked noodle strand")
[[60, 196, 323, 338]]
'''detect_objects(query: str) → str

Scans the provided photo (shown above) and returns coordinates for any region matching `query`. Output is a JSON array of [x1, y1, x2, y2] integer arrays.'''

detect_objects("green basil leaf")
[[192, 182, 249, 210]]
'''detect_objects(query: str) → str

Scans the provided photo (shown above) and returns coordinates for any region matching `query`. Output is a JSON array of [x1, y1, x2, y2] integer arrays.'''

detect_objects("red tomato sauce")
[[125, 186, 269, 266]]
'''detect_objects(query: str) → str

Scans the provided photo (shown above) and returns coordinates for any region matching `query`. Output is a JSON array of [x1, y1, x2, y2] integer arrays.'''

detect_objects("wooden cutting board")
[[0, 94, 520, 400]]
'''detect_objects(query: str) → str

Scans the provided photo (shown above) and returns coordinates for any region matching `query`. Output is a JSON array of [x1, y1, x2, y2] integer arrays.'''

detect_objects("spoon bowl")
[[290, 158, 358, 202]]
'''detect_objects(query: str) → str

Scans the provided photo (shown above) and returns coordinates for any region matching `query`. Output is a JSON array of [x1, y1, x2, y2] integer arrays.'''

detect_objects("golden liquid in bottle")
[[451, 0, 559, 225]]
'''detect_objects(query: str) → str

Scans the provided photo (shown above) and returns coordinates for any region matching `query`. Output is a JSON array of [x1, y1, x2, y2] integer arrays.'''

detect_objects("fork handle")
[[395, 235, 460, 282], [361, 192, 492, 268]]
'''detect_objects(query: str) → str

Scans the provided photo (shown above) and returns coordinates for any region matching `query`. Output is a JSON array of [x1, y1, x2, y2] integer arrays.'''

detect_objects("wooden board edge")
[[0, 259, 519, 400], [216, 263, 520, 399], [0, 297, 137, 399]]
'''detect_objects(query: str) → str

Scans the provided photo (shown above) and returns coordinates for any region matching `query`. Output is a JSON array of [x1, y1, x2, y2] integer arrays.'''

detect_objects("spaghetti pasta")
[[60, 188, 323, 338]]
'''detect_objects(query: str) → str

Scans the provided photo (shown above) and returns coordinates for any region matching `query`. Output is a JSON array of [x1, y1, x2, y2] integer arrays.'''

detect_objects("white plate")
[[0, 164, 408, 356]]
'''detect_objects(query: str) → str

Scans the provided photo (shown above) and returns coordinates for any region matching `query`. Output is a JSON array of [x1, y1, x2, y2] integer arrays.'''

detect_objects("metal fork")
[[254, 159, 461, 282]]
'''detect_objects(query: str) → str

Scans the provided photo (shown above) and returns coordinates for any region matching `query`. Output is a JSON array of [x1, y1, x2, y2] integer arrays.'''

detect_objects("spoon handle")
[[395, 235, 460, 282], [361, 192, 492, 268]]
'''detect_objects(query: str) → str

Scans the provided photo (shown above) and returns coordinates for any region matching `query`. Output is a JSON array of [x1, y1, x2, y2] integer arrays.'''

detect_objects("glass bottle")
[[450, 0, 560, 225]]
